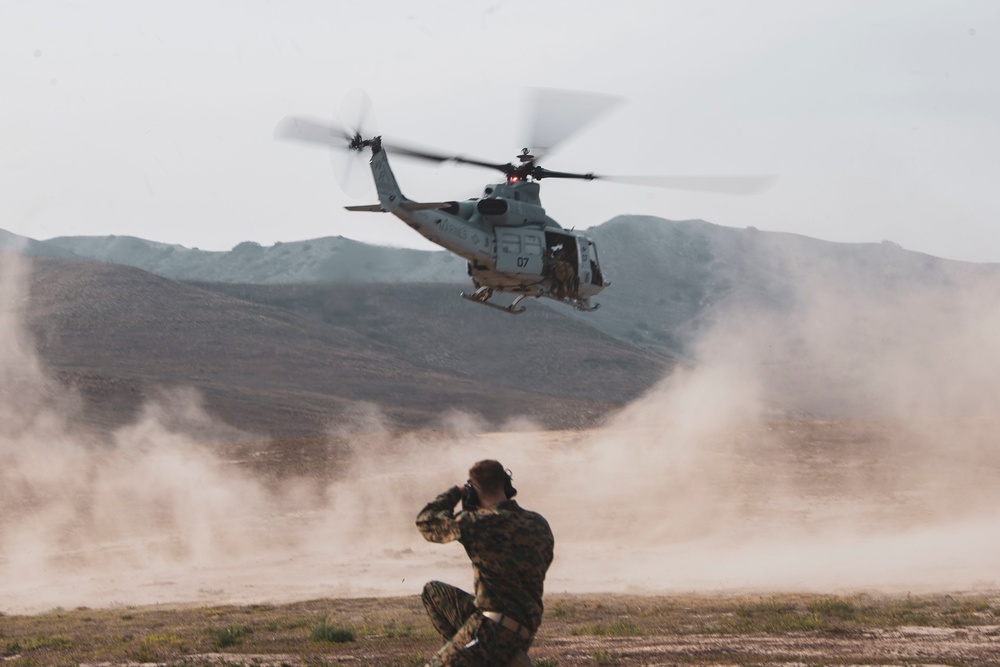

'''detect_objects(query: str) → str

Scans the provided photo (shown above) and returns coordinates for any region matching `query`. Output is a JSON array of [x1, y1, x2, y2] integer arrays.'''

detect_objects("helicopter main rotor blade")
[[524, 88, 623, 157], [274, 115, 355, 148], [593, 174, 777, 195], [531, 167, 597, 181], [275, 116, 512, 174], [380, 142, 512, 174]]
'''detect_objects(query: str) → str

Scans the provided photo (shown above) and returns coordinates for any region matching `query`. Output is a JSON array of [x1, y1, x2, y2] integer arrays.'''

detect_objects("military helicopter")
[[276, 90, 773, 314]]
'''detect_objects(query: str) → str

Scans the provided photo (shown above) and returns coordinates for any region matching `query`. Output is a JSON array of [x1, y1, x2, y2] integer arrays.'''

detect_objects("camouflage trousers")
[[421, 580, 531, 667]]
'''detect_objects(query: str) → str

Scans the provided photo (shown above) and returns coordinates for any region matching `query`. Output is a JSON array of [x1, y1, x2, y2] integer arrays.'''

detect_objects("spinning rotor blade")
[[378, 141, 513, 175], [274, 116, 354, 148], [336, 91, 378, 197], [532, 167, 597, 181], [524, 88, 623, 157], [592, 174, 777, 195], [340, 88, 377, 141], [275, 116, 511, 174]]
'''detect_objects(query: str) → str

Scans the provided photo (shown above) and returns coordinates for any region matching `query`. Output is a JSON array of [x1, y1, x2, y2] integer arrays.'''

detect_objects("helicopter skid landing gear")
[[460, 288, 528, 315], [573, 299, 600, 313]]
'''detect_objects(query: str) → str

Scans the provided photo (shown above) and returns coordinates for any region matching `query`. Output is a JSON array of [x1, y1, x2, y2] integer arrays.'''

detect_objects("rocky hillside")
[[23, 257, 669, 437], [43, 234, 467, 284]]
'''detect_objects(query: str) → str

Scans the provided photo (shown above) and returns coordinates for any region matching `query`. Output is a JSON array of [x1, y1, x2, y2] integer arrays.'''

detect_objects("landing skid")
[[571, 299, 600, 313], [460, 287, 527, 315]]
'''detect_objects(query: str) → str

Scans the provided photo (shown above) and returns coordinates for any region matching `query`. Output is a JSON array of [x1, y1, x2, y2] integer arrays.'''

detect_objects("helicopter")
[[275, 90, 773, 314]]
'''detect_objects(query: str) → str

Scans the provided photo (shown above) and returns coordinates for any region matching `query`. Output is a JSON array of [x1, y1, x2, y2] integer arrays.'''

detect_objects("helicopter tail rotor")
[[334, 89, 379, 197], [274, 89, 379, 197]]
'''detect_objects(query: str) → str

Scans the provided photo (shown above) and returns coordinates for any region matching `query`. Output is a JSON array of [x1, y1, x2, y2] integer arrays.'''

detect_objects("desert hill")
[[43, 233, 467, 284], [24, 257, 668, 437], [36, 217, 1000, 361]]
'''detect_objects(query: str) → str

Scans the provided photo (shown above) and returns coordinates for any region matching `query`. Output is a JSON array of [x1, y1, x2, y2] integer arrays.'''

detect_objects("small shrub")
[[214, 625, 253, 648], [310, 623, 354, 643], [536, 658, 559, 667]]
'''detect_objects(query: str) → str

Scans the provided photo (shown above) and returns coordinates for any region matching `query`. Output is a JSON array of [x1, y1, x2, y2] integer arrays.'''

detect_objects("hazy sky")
[[3, 0, 998, 261]]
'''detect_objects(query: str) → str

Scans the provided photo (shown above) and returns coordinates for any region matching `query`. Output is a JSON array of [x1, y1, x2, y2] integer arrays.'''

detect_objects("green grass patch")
[[136, 631, 186, 659], [5, 636, 72, 653], [806, 596, 857, 620], [310, 623, 355, 643], [721, 599, 830, 633]]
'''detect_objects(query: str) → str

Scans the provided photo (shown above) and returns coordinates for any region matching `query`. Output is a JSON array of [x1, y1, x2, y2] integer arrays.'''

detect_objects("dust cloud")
[[2, 251, 1000, 614]]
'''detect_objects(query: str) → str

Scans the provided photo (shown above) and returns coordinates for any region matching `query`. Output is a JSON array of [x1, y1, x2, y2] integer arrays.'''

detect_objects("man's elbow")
[[416, 518, 456, 544]]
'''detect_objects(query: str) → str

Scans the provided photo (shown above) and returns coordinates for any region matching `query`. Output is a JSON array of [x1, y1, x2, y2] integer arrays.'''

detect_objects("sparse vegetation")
[[214, 624, 253, 648], [806, 596, 857, 620], [549, 601, 575, 619]]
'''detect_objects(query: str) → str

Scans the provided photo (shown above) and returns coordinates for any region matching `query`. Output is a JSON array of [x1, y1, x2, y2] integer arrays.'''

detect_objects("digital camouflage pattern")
[[416, 485, 554, 665], [421, 580, 526, 667]]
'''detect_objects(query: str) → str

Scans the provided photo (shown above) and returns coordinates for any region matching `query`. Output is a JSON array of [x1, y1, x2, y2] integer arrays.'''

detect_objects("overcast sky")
[[3, 0, 998, 262]]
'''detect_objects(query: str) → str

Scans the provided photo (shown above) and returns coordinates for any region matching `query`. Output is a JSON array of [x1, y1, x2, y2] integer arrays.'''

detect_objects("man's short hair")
[[469, 459, 507, 496]]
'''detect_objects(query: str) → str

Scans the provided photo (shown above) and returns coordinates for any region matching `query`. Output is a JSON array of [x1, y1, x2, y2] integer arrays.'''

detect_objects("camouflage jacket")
[[416, 486, 554, 631]]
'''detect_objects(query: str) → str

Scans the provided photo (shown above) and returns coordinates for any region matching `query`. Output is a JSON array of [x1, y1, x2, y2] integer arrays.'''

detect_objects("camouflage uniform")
[[551, 259, 573, 299], [417, 486, 554, 667]]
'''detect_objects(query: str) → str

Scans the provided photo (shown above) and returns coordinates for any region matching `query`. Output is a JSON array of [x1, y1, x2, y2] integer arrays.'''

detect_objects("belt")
[[481, 611, 533, 641]]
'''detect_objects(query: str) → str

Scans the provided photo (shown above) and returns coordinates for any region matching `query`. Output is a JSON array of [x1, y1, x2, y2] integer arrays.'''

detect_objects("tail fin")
[[369, 139, 405, 211]]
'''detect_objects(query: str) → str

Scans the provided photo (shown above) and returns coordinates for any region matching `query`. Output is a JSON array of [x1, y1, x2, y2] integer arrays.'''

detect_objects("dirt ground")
[[2, 592, 999, 667]]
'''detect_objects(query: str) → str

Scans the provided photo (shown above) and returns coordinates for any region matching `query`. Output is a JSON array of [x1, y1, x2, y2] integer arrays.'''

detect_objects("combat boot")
[[507, 648, 532, 667]]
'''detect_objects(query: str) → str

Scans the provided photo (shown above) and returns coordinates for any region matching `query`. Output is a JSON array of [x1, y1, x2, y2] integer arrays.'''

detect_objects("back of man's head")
[[469, 459, 507, 496]]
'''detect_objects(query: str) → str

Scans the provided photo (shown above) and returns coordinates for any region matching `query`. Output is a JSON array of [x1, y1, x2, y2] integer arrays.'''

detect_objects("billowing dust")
[[2, 252, 999, 614]]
